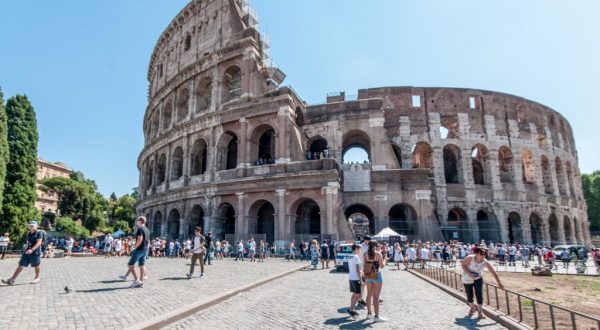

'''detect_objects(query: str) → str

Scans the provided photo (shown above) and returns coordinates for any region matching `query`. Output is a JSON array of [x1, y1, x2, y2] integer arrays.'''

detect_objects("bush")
[[55, 217, 90, 238]]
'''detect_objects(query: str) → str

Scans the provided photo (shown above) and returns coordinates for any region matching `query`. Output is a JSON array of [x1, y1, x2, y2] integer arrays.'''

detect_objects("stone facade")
[[137, 0, 591, 247], [35, 159, 72, 215]]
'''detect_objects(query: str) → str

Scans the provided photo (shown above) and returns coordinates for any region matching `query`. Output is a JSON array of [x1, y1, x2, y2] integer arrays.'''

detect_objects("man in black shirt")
[[2, 221, 44, 286], [127, 216, 150, 288]]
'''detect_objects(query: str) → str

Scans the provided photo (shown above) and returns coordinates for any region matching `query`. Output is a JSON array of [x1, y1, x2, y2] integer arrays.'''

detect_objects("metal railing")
[[414, 264, 600, 330], [424, 259, 599, 276]]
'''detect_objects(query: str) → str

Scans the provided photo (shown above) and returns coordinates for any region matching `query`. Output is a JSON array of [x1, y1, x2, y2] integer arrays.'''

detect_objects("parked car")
[[335, 243, 355, 272]]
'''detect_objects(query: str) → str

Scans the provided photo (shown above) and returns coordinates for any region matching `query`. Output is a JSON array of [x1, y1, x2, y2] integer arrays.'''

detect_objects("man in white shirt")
[[0, 232, 10, 260], [65, 237, 74, 258], [186, 226, 206, 279], [406, 244, 417, 269], [104, 234, 114, 258], [419, 246, 430, 268], [346, 244, 362, 319]]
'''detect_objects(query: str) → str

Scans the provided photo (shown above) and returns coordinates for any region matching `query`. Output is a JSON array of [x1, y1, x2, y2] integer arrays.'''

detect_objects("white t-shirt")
[[192, 236, 204, 254], [348, 254, 362, 281], [215, 241, 221, 249], [104, 236, 113, 250], [114, 239, 122, 251], [420, 248, 430, 260], [237, 242, 244, 252], [184, 240, 191, 250], [223, 243, 230, 253], [407, 247, 417, 260], [66, 238, 74, 249]]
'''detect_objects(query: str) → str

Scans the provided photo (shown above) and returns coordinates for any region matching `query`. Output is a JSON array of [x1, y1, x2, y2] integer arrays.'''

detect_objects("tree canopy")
[[582, 171, 600, 232]]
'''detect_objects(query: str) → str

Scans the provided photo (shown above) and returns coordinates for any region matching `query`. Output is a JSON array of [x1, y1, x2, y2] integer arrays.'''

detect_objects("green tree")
[[114, 194, 136, 228], [55, 217, 90, 238], [0, 87, 8, 213], [113, 220, 130, 232], [1, 95, 39, 243], [582, 171, 600, 232]]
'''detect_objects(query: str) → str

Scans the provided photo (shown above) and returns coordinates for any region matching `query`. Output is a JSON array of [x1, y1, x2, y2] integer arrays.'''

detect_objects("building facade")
[[35, 159, 72, 215], [137, 0, 591, 247]]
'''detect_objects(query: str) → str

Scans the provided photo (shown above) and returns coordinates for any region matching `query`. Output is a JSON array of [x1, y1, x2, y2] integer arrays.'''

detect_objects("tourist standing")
[[204, 233, 213, 265], [363, 240, 386, 322], [104, 233, 113, 257], [183, 238, 191, 259], [186, 226, 206, 279], [310, 240, 319, 270], [328, 240, 336, 266], [114, 237, 123, 257], [223, 241, 230, 258], [520, 246, 530, 267], [65, 236, 74, 258], [592, 248, 600, 274], [125, 217, 150, 288], [393, 243, 404, 270], [215, 239, 222, 260], [508, 244, 517, 266], [320, 240, 329, 269], [289, 241, 296, 261], [560, 249, 571, 268], [2, 221, 44, 285], [258, 240, 266, 263], [461, 246, 503, 319], [406, 244, 417, 269], [346, 243, 362, 319], [236, 240, 244, 261], [419, 245, 430, 268], [0, 232, 10, 260], [248, 237, 256, 262]]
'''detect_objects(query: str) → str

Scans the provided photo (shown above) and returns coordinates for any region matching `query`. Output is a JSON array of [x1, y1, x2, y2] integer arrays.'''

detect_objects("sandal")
[[468, 307, 476, 317]]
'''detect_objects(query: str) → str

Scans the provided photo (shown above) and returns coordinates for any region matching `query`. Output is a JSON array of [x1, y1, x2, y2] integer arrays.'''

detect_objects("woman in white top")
[[393, 243, 404, 270], [461, 246, 503, 319]]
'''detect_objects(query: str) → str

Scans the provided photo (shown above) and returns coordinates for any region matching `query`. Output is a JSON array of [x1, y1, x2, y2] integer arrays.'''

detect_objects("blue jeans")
[[128, 249, 148, 266], [204, 249, 212, 264]]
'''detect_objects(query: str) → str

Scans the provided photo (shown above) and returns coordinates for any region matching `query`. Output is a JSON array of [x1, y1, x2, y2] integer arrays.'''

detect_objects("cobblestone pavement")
[[168, 265, 506, 330], [0, 256, 302, 329]]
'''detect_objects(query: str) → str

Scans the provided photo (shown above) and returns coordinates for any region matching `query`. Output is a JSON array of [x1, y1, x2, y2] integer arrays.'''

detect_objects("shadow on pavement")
[[454, 316, 498, 329], [96, 280, 125, 284], [76, 287, 130, 293], [158, 277, 189, 281], [324, 315, 372, 329]]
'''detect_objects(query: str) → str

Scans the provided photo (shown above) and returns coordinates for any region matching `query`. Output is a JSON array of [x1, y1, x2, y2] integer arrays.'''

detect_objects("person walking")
[[363, 240, 386, 322], [520, 246, 530, 267], [346, 243, 362, 319], [461, 246, 503, 319], [560, 249, 571, 269], [393, 243, 404, 270], [258, 240, 266, 263], [104, 233, 113, 257], [508, 244, 517, 267], [248, 237, 256, 262], [419, 245, 430, 268], [592, 248, 600, 274], [2, 221, 44, 286], [320, 240, 329, 269], [236, 240, 244, 261], [186, 226, 206, 279], [310, 240, 319, 270], [204, 232, 213, 265], [288, 241, 296, 261], [126, 217, 150, 288], [0, 232, 10, 260], [328, 240, 336, 267], [406, 244, 417, 269]]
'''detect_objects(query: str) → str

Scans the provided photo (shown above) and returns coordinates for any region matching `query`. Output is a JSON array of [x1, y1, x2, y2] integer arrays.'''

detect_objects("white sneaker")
[[374, 316, 387, 323], [118, 275, 127, 281], [143, 275, 148, 280], [129, 280, 140, 288], [366, 314, 373, 320], [30, 278, 41, 284]]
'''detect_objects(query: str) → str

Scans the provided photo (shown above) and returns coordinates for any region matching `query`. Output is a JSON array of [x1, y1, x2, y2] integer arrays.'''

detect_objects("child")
[[346, 244, 362, 319]]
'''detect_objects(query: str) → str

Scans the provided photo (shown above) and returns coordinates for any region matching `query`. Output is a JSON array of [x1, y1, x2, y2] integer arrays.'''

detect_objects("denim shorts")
[[365, 272, 383, 284], [128, 249, 148, 266], [19, 253, 41, 267]]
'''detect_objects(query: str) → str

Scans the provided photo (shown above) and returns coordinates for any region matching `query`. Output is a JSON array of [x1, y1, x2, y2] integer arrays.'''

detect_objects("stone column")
[[242, 49, 256, 98], [236, 192, 246, 234], [161, 206, 168, 237], [165, 143, 172, 190], [487, 149, 502, 191], [239, 118, 248, 166], [276, 106, 290, 163], [369, 117, 385, 170], [158, 102, 164, 135], [275, 189, 286, 241], [189, 79, 197, 119], [323, 183, 339, 235], [399, 116, 412, 169], [211, 69, 220, 112]]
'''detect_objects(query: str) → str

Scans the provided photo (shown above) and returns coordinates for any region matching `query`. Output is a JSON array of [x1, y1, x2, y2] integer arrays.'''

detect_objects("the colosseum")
[[136, 0, 591, 248]]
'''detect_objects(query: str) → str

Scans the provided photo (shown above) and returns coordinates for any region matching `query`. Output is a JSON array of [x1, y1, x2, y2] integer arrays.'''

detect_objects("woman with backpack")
[[363, 240, 387, 323]]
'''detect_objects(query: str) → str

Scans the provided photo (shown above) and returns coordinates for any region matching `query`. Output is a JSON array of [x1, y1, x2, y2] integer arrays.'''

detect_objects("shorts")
[[19, 253, 41, 267], [364, 272, 383, 284], [349, 280, 361, 294], [249, 249, 255, 255], [128, 249, 148, 266]]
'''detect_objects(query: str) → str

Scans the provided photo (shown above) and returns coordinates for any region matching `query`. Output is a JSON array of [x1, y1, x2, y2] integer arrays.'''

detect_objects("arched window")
[[507, 212, 523, 243], [342, 130, 370, 164], [157, 154, 167, 184], [471, 144, 489, 185], [549, 214, 560, 245], [177, 88, 190, 122], [443, 145, 462, 184], [521, 149, 535, 183], [145, 160, 154, 190], [541, 155, 553, 194], [170, 147, 184, 180], [217, 132, 238, 170], [295, 199, 321, 236], [411, 142, 432, 169], [308, 137, 329, 160], [190, 139, 208, 176], [223, 66, 242, 102], [187, 205, 204, 238], [184, 34, 191, 51], [498, 147, 514, 183], [197, 78, 212, 112], [440, 116, 459, 139], [167, 209, 180, 240], [555, 157, 567, 195], [163, 101, 173, 131]]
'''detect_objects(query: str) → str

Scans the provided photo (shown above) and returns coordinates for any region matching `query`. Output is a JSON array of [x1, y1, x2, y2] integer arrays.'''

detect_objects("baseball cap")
[[28, 220, 38, 227], [363, 235, 372, 242]]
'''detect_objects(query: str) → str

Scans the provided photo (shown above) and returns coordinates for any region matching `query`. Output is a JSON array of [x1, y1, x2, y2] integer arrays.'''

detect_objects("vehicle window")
[[341, 246, 352, 253]]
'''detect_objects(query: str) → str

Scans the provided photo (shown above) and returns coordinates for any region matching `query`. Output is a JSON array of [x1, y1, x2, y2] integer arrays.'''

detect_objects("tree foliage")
[[582, 171, 600, 232], [1, 95, 39, 243], [55, 217, 90, 238], [0, 87, 8, 214]]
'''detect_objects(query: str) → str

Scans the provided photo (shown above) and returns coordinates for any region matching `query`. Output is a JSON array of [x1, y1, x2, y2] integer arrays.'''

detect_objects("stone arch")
[[345, 204, 375, 236], [498, 146, 514, 183], [471, 144, 490, 185], [342, 130, 371, 164], [507, 212, 523, 243], [564, 215, 574, 244], [521, 149, 536, 184], [295, 107, 304, 126], [476, 209, 500, 243], [548, 213, 560, 246], [177, 88, 190, 122], [157, 153, 167, 185], [388, 204, 418, 240], [190, 138, 208, 176], [163, 101, 173, 131], [152, 211, 163, 238], [443, 144, 462, 184], [411, 142, 432, 169], [183, 33, 191, 51], [440, 116, 459, 139], [529, 212, 544, 245], [250, 124, 276, 164], [555, 157, 567, 195], [145, 160, 154, 190], [447, 207, 470, 242], [167, 208, 181, 240], [222, 65, 242, 102], [308, 136, 329, 159], [151, 113, 160, 138], [217, 131, 238, 170], [215, 203, 236, 240], [249, 200, 275, 243], [187, 204, 205, 238], [196, 77, 212, 112], [573, 217, 582, 244], [170, 146, 184, 180], [541, 155, 553, 194], [294, 198, 321, 236]]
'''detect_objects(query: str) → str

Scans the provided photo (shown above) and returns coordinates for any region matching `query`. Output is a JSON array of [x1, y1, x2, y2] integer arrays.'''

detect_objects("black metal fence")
[[415, 264, 600, 330]]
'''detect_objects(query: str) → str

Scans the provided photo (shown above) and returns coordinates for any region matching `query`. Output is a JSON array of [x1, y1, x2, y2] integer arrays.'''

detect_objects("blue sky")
[[1, 0, 598, 196]]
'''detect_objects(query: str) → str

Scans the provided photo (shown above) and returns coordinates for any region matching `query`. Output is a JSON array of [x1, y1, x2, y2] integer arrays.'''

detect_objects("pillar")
[[369, 117, 385, 170], [275, 189, 286, 241], [236, 192, 246, 234], [239, 118, 248, 166], [276, 106, 290, 163]]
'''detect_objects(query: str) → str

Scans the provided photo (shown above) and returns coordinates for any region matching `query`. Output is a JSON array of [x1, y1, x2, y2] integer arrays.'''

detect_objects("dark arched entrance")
[[530, 213, 543, 245], [345, 204, 375, 237], [507, 212, 523, 244], [188, 205, 205, 238], [167, 209, 180, 240], [252, 201, 275, 244], [388, 204, 418, 240], [295, 199, 321, 237]]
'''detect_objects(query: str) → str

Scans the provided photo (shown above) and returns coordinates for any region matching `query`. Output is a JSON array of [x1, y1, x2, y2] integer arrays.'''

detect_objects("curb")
[[407, 269, 531, 330], [129, 263, 309, 330]]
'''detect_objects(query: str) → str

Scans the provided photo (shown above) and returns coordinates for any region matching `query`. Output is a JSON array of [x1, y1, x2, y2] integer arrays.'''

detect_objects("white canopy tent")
[[112, 229, 126, 238], [373, 227, 407, 242]]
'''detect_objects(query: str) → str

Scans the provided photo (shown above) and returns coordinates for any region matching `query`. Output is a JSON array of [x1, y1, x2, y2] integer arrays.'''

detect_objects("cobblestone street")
[[0, 256, 301, 329], [168, 264, 506, 330]]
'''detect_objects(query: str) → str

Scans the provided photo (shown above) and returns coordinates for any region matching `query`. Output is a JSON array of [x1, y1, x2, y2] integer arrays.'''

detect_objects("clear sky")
[[1, 0, 598, 196]]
